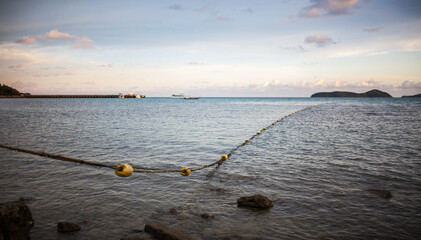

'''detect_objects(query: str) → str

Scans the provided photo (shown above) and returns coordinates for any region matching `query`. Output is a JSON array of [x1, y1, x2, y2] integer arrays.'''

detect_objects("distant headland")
[[0, 84, 145, 98], [402, 94, 421, 98], [311, 89, 392, 98]]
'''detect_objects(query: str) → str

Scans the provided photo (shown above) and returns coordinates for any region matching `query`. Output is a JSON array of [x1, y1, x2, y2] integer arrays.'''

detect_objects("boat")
[[184, 96, 200, 100], [171, 93, 185, 98]]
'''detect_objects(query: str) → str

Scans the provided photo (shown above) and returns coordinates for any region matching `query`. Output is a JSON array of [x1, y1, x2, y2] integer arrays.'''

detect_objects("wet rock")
[[0, 201, 34, 240], [144, 222, 198, 240], [131, 228, 143, 233], [367, 189, 392, 199], [201, 213, 215, 219], [210, 188, 225, 193], [18, 197, 34, 203], [120, 236, 146, 240], [57, 221, 81, 233], [237, 194, 273, 209]]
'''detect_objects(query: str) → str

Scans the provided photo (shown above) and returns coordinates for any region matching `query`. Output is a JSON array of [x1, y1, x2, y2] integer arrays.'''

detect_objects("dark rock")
[[237, 194, 273, 209], [311, 89, 392, 98], [120, 236, 146, 240], [200, 213, 215, 219], [367, 189, 392, 199], [211, 188, 225, 193], [402, 93, 421, 98], [57, 221, 81, 233], [131, 228, 143, 233], [18, 197, 34, 203], [144, 222, 198, 240], [0, 201, 34, 240]]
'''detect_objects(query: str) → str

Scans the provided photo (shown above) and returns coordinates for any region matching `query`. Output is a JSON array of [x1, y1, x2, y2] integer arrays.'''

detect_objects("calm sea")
[[0, 97, 420, 239]]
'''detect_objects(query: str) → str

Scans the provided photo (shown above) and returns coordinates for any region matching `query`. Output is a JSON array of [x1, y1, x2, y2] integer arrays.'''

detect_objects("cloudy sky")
[[1, 0, 420, 97]]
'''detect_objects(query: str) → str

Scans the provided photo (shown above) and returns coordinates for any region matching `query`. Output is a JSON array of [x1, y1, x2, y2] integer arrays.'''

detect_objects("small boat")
[[171, 93, 185, 98], [184, 96, 200, 100]]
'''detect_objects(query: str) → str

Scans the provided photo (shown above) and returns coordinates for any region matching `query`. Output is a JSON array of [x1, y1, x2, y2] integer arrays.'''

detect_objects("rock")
[[144, 223, 198, 240], [0, 201, 34, 240], [237, 194, 273, 209], [210, 188, 225, 193], [120, 236, 146, 240], [131, 228, 143, 233], [57, 221, 81, 233], [367, 189, 392, 199], [200, 213, 215, 219], [18, 197, 34, 203]]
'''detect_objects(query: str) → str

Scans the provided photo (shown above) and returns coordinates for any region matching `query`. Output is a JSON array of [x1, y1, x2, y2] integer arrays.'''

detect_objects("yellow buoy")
[[180, 167, 191, 176], [257, 131, 261, 134], [277, 120, 280, 122], [115, 163, 134, 177], [281, 118, 284, 120], [263, 128, 267, 130], [245, 139, 249, 142], [272, 122, 275, 125], [221, 154, 228, 160]]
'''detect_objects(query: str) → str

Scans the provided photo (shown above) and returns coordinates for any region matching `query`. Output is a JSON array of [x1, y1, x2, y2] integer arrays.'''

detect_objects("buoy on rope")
[[277, 120, 280, 122], [221, 154, 228, 160], [245, 139, 249, 143], [180, 167, 191, 176], [115, 163, 134, 177], [263, 128, 267, 130], [272, 122, 275, 125], [257, 131, 261, 135]]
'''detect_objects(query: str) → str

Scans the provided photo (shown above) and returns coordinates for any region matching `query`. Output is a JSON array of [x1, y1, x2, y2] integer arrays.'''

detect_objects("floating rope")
[[0, 106, 316, 177]]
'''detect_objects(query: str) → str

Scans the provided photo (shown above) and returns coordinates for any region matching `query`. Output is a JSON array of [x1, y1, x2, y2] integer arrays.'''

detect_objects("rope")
[[0, 106, 317, 176]]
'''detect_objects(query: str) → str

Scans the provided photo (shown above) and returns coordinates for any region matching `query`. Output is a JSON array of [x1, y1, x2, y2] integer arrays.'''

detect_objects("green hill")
[[311, 89, 392, 98]]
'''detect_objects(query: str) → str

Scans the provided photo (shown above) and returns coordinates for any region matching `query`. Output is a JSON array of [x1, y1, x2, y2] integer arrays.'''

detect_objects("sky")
[[0, 0, 420, 97]]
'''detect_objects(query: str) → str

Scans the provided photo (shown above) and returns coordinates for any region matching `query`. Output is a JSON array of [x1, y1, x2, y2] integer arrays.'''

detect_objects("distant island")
[[0, 83, 21, 96], [402, 94, 421, 98], [311, 89, 392, 98]]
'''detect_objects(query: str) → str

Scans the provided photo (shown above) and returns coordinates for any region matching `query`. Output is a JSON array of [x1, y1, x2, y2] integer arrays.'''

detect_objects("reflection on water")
[[0, 98, 420, 239]]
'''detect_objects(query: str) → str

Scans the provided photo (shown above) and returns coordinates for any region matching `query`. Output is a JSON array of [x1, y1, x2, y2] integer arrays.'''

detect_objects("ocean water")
[[0, 97, 420, 240]]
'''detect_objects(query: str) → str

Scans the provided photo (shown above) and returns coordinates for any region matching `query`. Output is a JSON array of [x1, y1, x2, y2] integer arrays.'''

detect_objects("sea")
[[0, 97, 420, 240]]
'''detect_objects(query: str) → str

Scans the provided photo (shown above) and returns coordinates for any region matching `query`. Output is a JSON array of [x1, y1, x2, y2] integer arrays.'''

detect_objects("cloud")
[[305, 33, 337, 47], [73, 37, 94, 49], [363, 26, 383, 32], [99, 64, 113, 68], [39, 29, 76, 41], [33, 29, 94, 49], [167, 4, 185, 11], [16, 36, 36, 44], [300, 0, 361, 18], [281, 45, 307, 52], [397, 80, 421, 90], [8, 64, 24, 71], [196, 5, 230, 21], [188, 62, 205, 65]]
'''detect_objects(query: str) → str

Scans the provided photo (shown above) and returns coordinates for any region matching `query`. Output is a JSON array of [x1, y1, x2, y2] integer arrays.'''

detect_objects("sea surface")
[[0, 97, 420, 240]]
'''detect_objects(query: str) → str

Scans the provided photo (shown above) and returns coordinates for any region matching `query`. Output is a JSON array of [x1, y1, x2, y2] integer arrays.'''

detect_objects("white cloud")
[[363, 26, 383, 32], [8, 64, 24, 71], [73, 37, 94, 49], [16, 36, 37, 44], [38, 29, 76, 41], [300, 0, 361, 18], [305, 33, 336, 47]]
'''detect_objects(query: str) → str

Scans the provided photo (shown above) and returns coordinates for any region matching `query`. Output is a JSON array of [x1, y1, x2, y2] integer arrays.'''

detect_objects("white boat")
[[171, 93, 185, 98]]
